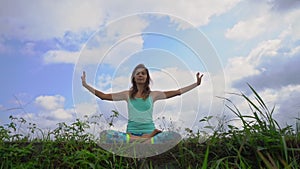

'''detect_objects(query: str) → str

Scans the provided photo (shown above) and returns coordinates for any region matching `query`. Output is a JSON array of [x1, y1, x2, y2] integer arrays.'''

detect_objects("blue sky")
[[1, 0, 300, 134]]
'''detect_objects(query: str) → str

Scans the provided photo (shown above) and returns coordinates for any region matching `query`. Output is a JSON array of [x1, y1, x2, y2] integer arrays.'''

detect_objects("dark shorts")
[[130, 133, 144, 136]]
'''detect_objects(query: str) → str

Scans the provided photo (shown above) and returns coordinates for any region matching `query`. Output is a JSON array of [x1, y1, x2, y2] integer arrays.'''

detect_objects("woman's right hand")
[[81, 71, 87, 86]]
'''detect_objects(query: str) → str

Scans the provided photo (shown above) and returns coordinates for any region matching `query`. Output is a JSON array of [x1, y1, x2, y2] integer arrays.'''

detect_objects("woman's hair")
[[129, 64, 151, 99]]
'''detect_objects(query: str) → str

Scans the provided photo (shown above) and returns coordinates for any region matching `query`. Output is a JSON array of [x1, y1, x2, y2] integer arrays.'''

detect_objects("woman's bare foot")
[[140, 129, 162, 138], [128, 129, 162, 143], [151, 129, 162, 137]]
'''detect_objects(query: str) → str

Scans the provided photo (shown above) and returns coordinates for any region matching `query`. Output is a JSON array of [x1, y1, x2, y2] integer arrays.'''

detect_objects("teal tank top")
[[126, 96, 155, 134]]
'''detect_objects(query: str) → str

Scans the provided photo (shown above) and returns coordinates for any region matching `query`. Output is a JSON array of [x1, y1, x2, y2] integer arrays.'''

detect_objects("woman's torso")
[[126, 95, 155, 134]]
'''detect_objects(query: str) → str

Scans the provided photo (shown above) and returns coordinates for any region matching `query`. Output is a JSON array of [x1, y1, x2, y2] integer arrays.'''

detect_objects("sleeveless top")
[[126, 96, 155, 134]]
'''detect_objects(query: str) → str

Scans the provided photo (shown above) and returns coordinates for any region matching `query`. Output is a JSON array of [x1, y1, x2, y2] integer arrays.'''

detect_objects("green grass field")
[[1, 85, 299, 169]]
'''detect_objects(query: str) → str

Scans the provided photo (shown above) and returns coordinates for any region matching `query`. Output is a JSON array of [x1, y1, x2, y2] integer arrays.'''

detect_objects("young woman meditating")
[[81, 64, 204, 143]]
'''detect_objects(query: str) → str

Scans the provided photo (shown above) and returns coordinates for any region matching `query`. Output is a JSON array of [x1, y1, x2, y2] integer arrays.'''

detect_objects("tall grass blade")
[[201, 145, 209, 169], [247, 83, 269, 111], [257, 150, 277, 169], [218, 96, 251, 129], [281, 136, 289, 163]]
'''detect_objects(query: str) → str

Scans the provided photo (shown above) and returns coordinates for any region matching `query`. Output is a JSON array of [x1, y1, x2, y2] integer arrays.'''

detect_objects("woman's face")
[[133, 68, 148, 84]]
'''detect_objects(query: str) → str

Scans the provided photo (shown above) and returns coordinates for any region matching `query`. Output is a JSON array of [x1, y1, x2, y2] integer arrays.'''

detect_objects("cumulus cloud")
[[33, 95, 74, 123], [0, 0, 104, 40], [225, 15, 272, 40], [2, 95, 76, 129], [98, 0, 240, 29], [14, 96, 112, 130], [274, 85, 300, 126], [43, 50, 80, 64], [223, 31, 300, 129], [225, 1, 300, 41], [74, 102, 98, 119], [96, 74, 113, 90], [1, 0, 240, 66], [284, 10, 300, 40], [0, 0, 241, 41], [47, 108, 73, 121], [219, 0, 300, 127], [232, 38, 300, 92], [47, 16, 147, 65], [35, 95, 65, 110], [158, 0, 240, 29], [247, 39, 281, 61], [225, 38, 283, 85]]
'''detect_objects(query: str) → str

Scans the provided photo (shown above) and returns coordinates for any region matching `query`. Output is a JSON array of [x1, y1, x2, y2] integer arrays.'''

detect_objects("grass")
[[0, 84, 299, 168]]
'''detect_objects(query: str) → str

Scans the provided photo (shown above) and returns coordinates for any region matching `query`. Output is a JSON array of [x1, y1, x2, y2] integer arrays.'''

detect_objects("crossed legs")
[[128, 129, 162, 143]]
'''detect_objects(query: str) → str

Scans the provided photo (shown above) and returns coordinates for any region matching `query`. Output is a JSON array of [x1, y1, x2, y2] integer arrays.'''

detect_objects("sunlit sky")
[[1, 0, 300, 134]]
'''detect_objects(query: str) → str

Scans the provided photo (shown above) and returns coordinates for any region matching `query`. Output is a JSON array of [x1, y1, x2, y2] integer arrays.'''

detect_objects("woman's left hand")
[[196, 72, 204, 86]]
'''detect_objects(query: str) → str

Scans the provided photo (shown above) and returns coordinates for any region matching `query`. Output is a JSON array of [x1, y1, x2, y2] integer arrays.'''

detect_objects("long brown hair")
[[129, 64, 151, 99]]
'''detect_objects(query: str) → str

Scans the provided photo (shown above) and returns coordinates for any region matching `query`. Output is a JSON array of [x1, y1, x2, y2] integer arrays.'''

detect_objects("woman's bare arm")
[[152, 72, 204, 101], [81, 71, 128, 101]]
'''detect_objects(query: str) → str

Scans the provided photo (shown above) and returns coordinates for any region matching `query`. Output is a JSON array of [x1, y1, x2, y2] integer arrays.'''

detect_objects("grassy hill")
[[1, 85, 299, 168]]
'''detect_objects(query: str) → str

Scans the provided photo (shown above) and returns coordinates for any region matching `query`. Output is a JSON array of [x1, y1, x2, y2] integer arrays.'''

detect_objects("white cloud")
[[0, 0, 240, 42], [159, 0, 240, 29], [225, 16, 270, 40], [43, 50, 80, 64], [109, 75, 131, 91], [35, 95, 65, 111], [5, 95, 77, 129], [225, 1, 300, 41], [97, 0, 240, 29], [247, 39, 281, 64], [1, 0, 240, 67], [222, 24, 300, 129], [0, 0, 105, 40], [74, 102, 98, 119], [99, 35, 145, 66], [11, 96, 111, 130], [283, 9, 300, 41], [225, 39, 282, 83], [49, 108, 73, 121], [289, 45, 300, 56], [272, 84, 300, 109], [46, 16, 147, 65], [225, 56, 259, 82], [96, 74, 112, 90]]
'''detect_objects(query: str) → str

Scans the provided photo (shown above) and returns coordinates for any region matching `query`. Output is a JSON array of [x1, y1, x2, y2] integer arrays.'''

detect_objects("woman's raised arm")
[[81, 71, 128, 101], [152, 72, 204, 101]]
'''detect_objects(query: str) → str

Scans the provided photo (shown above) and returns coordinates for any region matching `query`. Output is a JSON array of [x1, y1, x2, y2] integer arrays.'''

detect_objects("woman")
[[81, 64, 204, 143]]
